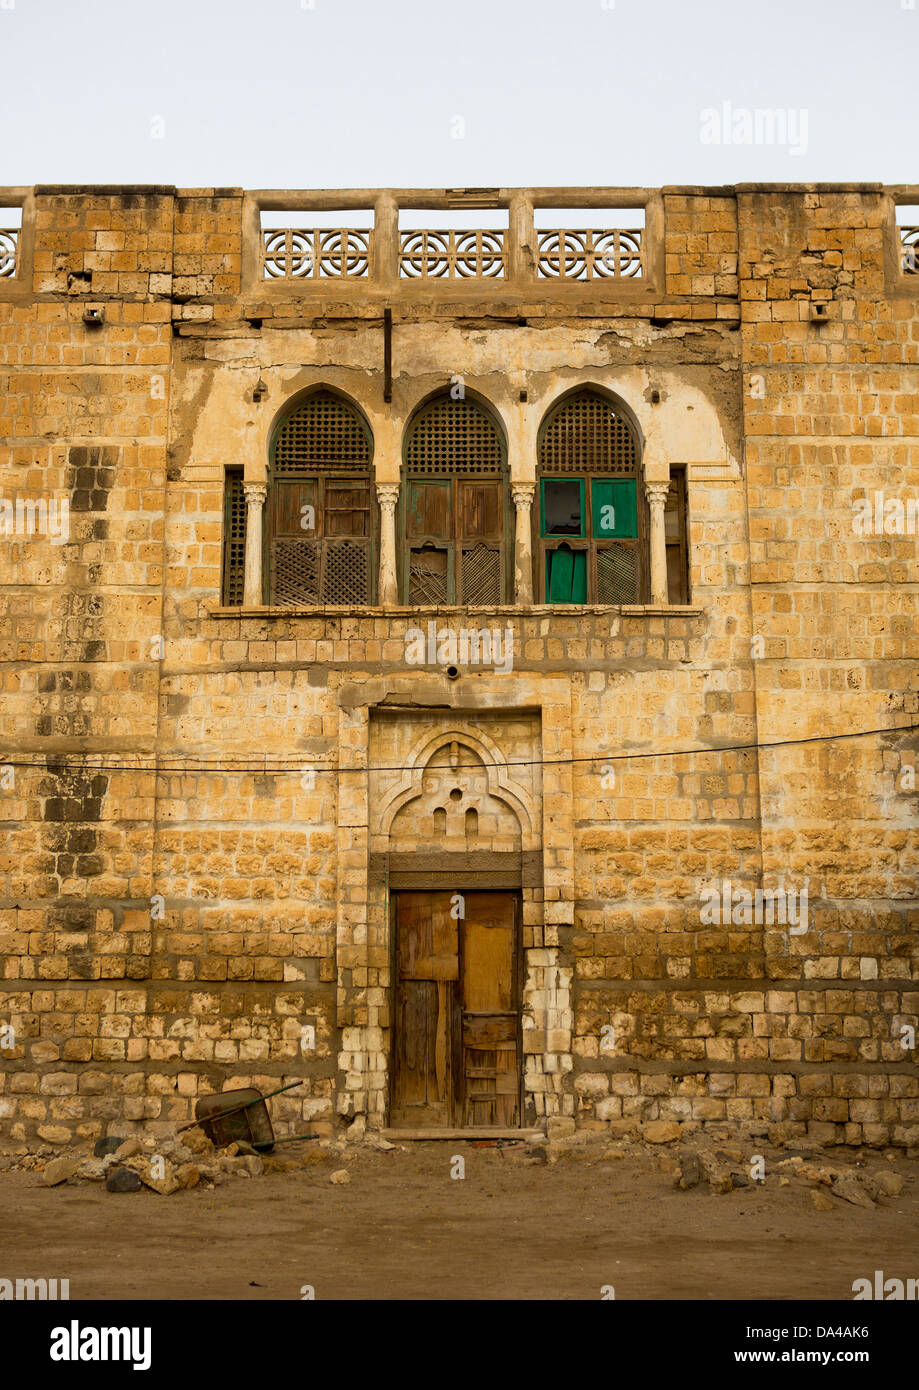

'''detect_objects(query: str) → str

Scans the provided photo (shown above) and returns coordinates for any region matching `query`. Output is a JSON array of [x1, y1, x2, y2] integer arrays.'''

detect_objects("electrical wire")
[[3, 720, 917, 778]]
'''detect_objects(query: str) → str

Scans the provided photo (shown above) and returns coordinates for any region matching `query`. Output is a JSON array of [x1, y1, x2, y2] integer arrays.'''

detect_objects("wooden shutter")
[[458, 478, 502, 604], [591, 478, 638, 538], [221, 470, 246, 605], [546, 546, 587, 602]]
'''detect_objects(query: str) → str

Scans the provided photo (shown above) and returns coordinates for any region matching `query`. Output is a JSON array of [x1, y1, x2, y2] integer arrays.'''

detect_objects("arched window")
[[267, 389, 375, 606], [401, 394, 508, 605], [536, 389, 645, 604]]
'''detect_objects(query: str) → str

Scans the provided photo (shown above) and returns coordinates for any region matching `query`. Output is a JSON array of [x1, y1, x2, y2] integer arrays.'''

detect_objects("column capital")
[[511, 482, 536, 508], [243, 480, 267, 506], [644, 480, 670, 510], [375, 482, 400, 511]]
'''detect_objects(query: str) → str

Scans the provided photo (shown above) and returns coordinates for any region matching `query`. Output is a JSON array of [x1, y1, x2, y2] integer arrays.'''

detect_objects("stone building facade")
[[0, 182, 916, 1148]]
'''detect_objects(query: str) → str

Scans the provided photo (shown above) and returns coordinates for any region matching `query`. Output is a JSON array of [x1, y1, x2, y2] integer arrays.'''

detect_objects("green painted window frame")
[[536, 474, 645, 604]]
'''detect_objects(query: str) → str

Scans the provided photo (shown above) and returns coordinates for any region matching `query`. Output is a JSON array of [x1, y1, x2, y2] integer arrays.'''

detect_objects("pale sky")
[[0, 0, 916, 190]]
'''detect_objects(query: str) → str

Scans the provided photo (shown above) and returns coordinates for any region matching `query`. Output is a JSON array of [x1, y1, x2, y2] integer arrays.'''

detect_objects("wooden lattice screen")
[[538, 389, 638, 474], [269, 391, 374, 606], [221, 469, 247, 605], [402, 397, 507, 605]]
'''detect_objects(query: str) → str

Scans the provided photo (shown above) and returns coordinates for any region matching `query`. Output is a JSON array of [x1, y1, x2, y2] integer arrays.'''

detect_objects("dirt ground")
[[3, 1140, 917, 1301]]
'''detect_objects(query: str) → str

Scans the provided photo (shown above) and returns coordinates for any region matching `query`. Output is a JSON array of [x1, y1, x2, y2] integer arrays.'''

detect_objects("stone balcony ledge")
[[208, 603, 704, 620]]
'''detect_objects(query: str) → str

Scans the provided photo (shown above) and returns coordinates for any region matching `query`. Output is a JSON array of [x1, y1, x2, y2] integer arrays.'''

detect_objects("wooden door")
[[391, 890, 520, 1128]]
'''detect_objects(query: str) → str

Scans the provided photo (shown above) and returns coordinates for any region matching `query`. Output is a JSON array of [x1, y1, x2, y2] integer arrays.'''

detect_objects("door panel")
[[392, 893, 457, 1126], [397, 891, 458, 980], [392, 890, 520, 1129], [460, 893, 519, 1127]]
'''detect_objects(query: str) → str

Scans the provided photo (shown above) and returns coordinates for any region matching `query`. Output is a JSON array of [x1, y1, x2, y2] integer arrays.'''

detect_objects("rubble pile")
[[10, 1128, 351, 1195]]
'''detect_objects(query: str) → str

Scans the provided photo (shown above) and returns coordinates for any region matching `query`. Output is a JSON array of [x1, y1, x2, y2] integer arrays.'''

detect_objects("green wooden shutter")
[[546, 546, 587, 602], [592, 478, 637, 538]]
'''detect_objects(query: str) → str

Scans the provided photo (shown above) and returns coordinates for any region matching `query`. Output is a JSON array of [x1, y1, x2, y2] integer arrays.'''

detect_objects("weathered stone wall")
[[0, 184, 915, 1148]]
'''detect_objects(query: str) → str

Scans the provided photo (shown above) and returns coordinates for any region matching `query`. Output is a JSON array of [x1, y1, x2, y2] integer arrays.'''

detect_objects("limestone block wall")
[[738, 187, 919, 1144]]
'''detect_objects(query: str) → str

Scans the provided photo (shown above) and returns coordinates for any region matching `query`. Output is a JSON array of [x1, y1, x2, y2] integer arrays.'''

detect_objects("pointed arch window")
[[536, 389, 646, 603], [401, 394, 509, 605], [266, 389, 375, 606]]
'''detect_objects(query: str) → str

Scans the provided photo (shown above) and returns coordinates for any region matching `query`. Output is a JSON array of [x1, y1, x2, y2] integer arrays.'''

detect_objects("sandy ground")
[[2, 1140, 917, 1301]]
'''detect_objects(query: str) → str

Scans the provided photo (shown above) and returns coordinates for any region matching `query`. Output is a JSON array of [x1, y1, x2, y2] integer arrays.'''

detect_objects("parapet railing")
[[0, 227, 18, 278], [261, 223, 645, 282], [398, 228, 508, 280], [262, 227, 372, 279], [536, 228, 643, 280]]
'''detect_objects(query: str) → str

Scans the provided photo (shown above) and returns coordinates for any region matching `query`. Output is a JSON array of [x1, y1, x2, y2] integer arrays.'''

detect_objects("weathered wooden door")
[[391, 890, 520, 1128]]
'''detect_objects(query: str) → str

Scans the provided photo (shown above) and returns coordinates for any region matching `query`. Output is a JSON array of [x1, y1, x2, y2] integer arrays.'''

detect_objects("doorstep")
[[380, 1127, 544, 1141]]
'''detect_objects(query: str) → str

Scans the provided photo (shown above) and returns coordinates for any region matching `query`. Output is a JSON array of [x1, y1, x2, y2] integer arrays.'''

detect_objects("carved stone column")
[[243, 481, 267, 607], [512, 483, 535, 605], [376, 483, 400, 606], [645, 480, 670, 606]]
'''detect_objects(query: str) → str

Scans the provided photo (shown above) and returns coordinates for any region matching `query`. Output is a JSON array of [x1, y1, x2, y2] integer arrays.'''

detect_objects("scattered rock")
[[106, 1167, 142, 1193], [181, 1128, 213, 1155], [675, 1151, 701, 1190], [40, 1157, 77, 1187], [709, 1172, 734, 1195], [219, 1154, 263, 1176], [133, 1157, 178, 1196], [175, 1163, 200, 1190], [113, 1139, 141, 1162], [862, 1171, 903, 1200], [643, 1122, 681, 1145], [93, 1137, 122, 1158], [330, 1169, 350, 1185], [75, 1157, 106, 1182], [832, 1175, 875, 1210], [156, 1139, 194, 1164], [809, 1188, 836, 1212], [778, 1176, 790, 1188], [527, 1146, 548, 1163]]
